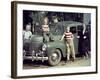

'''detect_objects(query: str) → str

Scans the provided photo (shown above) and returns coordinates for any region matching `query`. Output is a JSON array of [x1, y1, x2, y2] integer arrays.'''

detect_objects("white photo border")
[[12, 1, 97, 78]]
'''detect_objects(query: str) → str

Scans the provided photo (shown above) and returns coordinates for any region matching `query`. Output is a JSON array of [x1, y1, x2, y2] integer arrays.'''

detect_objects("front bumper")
[[23, 50, 48, 62]]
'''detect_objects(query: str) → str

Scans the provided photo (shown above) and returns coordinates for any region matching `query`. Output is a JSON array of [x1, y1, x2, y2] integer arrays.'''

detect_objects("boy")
[[42, 17, 54, 43], [23, 24, 32, 51], [61, 27, 75, 62], [23, 24, 32, 40]]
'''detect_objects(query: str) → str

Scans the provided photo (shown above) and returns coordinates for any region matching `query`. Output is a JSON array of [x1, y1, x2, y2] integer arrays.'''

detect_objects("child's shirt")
[[23, 30, 32, 40]]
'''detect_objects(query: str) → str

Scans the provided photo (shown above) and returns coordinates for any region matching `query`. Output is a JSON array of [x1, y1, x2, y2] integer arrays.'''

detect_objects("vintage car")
[[23, 21, 87, 66]]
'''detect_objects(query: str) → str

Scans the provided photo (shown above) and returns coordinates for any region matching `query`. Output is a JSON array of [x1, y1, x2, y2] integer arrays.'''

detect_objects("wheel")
[[48, 49, 61, 66]]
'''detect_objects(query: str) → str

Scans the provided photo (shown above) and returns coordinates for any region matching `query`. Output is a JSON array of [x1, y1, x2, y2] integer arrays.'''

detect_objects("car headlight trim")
[[42, 44, 47, 51]]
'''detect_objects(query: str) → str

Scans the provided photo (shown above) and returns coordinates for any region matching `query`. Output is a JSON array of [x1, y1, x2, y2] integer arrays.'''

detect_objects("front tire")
[[48, 49, 61, 66]]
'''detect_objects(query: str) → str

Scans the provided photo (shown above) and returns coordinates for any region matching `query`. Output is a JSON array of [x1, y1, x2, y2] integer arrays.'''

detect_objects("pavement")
[[23, 57, 91, 69]]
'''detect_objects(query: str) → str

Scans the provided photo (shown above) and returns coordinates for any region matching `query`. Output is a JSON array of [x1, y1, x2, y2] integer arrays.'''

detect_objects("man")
[[42, 17, 54, 43], [61, 27, 75, 62], [52, 16, 59, 23]]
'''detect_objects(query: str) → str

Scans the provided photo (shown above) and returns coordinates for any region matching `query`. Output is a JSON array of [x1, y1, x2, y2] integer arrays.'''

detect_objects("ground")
[[23, 57, 91, 69]]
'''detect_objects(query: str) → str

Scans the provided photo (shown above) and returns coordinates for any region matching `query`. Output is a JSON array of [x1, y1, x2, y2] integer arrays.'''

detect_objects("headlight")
[[42, 44, 47, 51], [32, 50, 35, 54]]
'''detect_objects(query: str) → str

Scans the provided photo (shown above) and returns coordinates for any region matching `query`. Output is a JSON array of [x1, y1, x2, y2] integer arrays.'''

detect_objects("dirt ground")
[[23, 57, 91, 69]]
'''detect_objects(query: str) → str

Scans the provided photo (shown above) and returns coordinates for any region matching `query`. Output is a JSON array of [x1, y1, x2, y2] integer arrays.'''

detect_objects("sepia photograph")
[[11, 1, 97, 78]]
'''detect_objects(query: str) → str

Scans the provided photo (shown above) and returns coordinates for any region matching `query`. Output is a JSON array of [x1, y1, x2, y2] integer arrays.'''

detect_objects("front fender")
[[46, 40, 66, 57]]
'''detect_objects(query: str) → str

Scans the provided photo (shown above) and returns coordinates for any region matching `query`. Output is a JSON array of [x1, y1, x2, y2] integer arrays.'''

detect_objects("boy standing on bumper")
[[61, 27, 75, 62]]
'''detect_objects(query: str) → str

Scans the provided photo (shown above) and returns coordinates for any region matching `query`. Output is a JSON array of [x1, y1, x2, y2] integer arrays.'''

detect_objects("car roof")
[[56, 21, 84, 27]]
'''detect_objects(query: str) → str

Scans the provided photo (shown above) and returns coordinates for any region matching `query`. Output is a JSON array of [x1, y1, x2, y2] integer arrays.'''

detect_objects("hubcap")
[[51, 53, 58, 61]]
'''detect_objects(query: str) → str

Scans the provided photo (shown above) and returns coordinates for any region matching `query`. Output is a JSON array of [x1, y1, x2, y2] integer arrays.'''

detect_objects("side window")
[[86, 25, 91, 32], [77, 25, 84, 36], [77, 25, 83, 32], [70, 26, 77, 34]]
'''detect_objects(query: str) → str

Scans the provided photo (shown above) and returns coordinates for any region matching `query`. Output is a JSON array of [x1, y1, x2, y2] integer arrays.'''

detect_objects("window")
[[70, 26, 76, 33], [77, 25, 83, 32]]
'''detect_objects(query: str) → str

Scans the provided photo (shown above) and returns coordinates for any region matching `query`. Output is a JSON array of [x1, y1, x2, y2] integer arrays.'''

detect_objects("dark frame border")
[[11, 1, 98, 79]]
